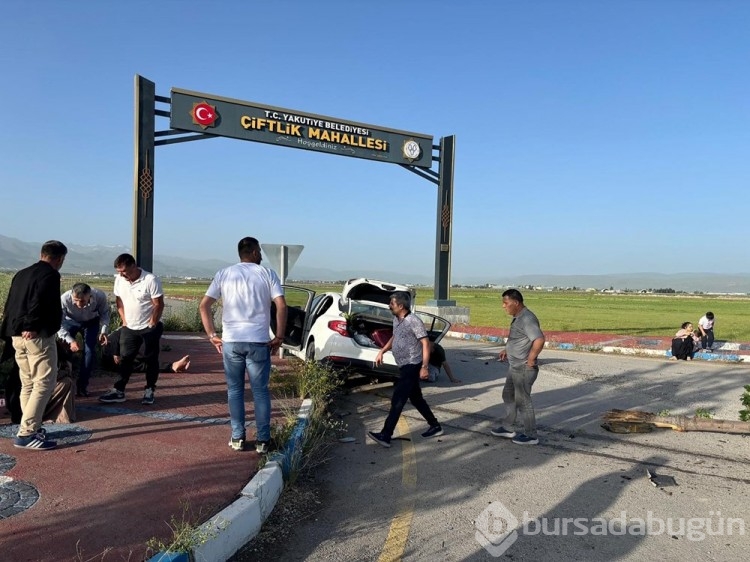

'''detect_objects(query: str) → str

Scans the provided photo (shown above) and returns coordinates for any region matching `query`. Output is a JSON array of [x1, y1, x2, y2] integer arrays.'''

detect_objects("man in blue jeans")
[[367, 291, 443, 448], [491, 288, 545, 446], [199, 237, 287, 453], [58, 283, 110, 397]]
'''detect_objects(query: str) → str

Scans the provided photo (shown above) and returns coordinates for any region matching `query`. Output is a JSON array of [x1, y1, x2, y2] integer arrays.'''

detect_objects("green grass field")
[[2, 274, 748, 341]]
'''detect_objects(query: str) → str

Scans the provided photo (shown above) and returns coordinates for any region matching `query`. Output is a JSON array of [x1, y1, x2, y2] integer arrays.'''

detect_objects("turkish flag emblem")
[[190, 102, 218, 129]]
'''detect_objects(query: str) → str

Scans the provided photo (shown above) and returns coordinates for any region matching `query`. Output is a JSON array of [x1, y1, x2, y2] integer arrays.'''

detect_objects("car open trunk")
[[347, 311, 450, 349], [347, 313, 394, 348]]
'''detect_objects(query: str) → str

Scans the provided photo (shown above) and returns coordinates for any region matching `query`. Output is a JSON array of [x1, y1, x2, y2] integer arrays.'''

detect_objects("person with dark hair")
[[491, 288, 545, 446], [99, 253, 164, 405], [698, 311, 715, 352], [199, 236, 287, 453], [367, 291, 443, 448], [671, 322, 699, 361], [0, 240, 68, 450], [58, 282, 111, 397], [424, 341, 461, 383]]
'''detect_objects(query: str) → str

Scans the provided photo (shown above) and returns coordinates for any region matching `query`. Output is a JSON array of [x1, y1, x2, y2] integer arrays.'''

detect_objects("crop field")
[[2, 274, 749, 341]]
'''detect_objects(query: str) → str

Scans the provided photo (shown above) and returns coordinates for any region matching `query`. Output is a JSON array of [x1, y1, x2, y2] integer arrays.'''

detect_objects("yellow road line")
[[378, 417, 417, 562]]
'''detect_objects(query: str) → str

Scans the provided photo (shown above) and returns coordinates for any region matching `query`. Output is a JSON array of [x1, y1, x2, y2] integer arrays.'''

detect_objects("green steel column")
[[133, 75, 155, 271]]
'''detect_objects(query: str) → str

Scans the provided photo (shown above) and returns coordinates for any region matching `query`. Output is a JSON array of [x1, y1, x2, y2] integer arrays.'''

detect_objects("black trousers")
[[381, 362, 439, 438], [671, 337, 694, 360], [701, 328, 714, 350], [115, 323, 163, 391]]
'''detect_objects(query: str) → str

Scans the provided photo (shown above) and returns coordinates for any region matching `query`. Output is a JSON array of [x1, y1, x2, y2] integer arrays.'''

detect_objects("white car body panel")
[[279, 279, 450, 379]]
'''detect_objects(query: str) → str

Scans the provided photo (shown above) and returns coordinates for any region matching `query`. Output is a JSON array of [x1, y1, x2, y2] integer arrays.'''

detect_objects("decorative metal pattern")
[[139, 153, 153, 200], [441, 203, 451, 229]]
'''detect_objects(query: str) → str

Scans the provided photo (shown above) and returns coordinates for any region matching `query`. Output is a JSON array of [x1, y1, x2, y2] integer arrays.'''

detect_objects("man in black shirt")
[[1, 240, 67, 450], [424, 342, 461, 383]]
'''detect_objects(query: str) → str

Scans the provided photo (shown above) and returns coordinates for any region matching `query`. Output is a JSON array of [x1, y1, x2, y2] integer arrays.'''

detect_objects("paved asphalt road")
[[252, 339, 750, 561]]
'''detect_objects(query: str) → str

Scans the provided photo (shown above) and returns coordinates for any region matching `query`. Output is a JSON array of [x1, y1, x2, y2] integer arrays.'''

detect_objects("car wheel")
[[306, 339, 316, 361]]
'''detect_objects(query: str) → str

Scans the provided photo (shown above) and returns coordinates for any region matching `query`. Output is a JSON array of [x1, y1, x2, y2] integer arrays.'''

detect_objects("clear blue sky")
[[1, 1, 748, 281]]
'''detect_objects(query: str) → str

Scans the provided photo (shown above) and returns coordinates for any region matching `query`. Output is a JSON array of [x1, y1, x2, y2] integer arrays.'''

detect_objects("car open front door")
[[413, 311, 452, 343], [276, 285, 314, 351]]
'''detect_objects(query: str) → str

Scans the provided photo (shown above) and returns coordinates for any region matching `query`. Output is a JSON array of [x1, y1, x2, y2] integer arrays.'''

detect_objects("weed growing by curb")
[[145, 502, 227, 559], [739, 385, 750, 422], [267, 358, 345, 483], [694, 407, 715, 419]]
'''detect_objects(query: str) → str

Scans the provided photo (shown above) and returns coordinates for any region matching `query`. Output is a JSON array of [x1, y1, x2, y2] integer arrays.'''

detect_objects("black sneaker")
[[14, 429, 57, 450], [512, 434, 539, 446], [491, 426, 517, 438], [141, 388, 155, 405], [421, 425, 444, 438], [99, 389, 125, 403], [255, 440, 270, 454], [228, 437, 245, 451], [367, 431, 391, 448]]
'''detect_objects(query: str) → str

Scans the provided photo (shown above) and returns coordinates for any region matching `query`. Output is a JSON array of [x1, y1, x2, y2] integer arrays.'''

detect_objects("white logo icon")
[[475, 501, 519, 557]]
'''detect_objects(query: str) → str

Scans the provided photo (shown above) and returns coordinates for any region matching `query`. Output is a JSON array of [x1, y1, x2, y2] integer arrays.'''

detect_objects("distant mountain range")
[[1, 234, 749, 293]]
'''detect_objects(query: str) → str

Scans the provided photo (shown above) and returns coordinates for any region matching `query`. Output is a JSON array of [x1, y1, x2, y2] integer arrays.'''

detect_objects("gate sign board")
[[170, 88, 434, 168]]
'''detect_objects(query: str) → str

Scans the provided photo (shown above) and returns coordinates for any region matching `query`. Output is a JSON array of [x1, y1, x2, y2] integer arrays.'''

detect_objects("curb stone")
[[147, 397, 313, 562], [445, 330, 747, 362]]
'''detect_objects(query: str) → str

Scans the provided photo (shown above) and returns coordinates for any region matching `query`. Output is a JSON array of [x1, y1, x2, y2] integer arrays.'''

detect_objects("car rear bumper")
[[324, 356, 400, 378]]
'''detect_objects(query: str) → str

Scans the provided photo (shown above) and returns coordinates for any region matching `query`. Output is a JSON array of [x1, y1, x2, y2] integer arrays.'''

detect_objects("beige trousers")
[[12, 335, 58, 437]]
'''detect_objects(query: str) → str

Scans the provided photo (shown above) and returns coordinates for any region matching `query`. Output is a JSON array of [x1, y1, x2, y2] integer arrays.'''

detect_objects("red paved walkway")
[[0, 333, 300, 562], [450, 325, 750, 356]]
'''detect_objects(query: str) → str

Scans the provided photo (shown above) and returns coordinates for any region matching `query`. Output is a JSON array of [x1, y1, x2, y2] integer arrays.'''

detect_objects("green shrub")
[[739, 385, 750, 422], [266, 359, 346, 483], [162, 299, 204, 332], [694, 407, 714, 419]]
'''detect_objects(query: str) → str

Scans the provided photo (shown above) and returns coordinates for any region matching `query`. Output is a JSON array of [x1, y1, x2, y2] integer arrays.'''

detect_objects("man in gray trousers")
[[491, 288, 545, 446]]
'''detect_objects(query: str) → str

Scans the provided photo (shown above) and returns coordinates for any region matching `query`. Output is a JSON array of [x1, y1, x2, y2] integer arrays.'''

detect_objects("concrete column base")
[[417, 305, 470, 326]]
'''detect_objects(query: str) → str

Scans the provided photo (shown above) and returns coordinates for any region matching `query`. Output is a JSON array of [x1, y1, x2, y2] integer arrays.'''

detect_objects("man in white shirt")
[[199, 237, 287, 454], [99, 253, 164, 405], [698, 311, 715, 352], [58, 283, 111, 397]]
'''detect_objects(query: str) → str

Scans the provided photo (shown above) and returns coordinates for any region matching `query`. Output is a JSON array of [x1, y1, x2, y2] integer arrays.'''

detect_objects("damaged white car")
[[276, 278, 451, 379]]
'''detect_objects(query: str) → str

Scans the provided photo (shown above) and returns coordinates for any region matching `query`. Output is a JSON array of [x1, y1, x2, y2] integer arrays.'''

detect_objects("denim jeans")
[[701, 328, 714, 350], [61, 317, 100, 391], [501, 364, 539, 438], [222, 342, 271, 442]]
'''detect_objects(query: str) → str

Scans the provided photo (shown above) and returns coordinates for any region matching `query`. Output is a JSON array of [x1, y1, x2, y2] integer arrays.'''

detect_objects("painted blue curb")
[[268, 399, 313, 478], [147, 551, 189, 561]]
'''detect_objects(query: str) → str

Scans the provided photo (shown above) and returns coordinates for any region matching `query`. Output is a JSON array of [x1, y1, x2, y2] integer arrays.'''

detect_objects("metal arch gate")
[[133, 74, 456, 305]]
